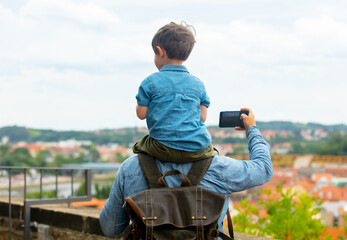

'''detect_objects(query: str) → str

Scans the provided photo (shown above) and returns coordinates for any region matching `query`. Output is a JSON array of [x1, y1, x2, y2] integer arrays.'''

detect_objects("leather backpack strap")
[[156, 169, 192, 188], [138, 153, 164, 188], [139, 153, 213, 188], [195, 187, 204, 240], [227, 208, 235, 239], [113, 224, 132, 240], [217, 208, 234, 240], [187, 157, 213, 186], [145, 190, 154, 240], [218, 232, 234, 240]]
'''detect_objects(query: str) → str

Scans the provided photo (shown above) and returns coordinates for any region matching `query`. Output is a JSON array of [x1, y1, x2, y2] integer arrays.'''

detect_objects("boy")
[[134, 22, 217, 163]]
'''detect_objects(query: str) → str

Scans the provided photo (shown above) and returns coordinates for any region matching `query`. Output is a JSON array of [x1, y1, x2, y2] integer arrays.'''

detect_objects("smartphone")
[[219, 110, 249, 128]]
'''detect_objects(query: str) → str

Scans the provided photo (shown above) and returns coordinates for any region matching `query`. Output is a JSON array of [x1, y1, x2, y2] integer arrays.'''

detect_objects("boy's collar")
[[159, 64, 189, 72]]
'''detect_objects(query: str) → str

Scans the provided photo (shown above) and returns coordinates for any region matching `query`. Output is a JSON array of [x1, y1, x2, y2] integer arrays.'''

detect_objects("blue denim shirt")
[[136, 65, 211, 151], [99, 126, 273, 238]]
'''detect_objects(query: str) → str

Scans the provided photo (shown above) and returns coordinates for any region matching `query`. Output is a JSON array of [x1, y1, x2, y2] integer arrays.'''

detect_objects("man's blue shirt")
[[99, 126, 273, 238], [136, 65, 211, 151]]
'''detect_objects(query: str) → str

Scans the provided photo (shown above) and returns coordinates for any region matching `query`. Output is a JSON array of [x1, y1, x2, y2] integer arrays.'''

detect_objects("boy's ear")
[[156, 46, 166, 57]]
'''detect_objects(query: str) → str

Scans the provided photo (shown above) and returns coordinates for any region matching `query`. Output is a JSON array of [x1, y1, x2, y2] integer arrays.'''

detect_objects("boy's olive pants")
[[133, 135, 218, 163]]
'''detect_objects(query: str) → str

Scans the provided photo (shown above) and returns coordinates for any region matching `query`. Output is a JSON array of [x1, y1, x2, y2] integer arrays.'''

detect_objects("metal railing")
[[0, 166, 92, 240]]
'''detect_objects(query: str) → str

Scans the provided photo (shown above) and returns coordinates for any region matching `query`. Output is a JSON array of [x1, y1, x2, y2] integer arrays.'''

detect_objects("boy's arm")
[[136, 78, 151, 120], [200, 105, 207, 122], [200, 82, 210, 123], [136, 105, 148, 120]]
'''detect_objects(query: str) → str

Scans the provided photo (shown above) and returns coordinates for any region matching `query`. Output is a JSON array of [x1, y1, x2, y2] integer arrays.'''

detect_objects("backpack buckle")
[[192, 216, 207, 220], [143, 216, 158, 221]]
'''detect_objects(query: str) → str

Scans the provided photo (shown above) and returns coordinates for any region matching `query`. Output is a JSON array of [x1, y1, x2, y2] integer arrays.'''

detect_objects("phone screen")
[[219, 111, 247, 128]]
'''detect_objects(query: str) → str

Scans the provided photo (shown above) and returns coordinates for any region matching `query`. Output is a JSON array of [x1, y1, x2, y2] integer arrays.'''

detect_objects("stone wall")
[[0, 198, 274, 240]]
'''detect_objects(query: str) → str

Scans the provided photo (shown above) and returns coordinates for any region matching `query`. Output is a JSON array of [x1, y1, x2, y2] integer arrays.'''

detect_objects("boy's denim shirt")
[[136, 64, 211, 151], [99, 126, 273, 238]]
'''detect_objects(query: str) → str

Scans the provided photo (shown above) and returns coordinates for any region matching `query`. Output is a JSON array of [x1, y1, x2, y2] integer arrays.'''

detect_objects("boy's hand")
[[235, 108, 256, 132]]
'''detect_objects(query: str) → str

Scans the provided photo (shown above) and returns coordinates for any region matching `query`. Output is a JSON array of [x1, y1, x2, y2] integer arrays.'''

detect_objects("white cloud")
[[294, 16, 347, 55], [0, 0, 347, 129], [0, 67, 142, 130], [19, 0, 120, 26], [189, 17, 347, 125], [0, 1, 155, 70]]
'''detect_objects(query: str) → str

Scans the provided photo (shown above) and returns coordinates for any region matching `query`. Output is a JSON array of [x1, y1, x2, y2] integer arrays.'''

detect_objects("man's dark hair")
[[152, 22, 196, 60]]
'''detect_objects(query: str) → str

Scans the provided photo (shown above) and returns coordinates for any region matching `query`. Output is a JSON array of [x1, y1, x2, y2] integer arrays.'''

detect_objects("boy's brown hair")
[[152, 22, 196, 60]]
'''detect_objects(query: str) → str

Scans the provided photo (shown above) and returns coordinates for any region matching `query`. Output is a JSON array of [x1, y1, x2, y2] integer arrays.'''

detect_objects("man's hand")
[[235, 108, 256, 132]]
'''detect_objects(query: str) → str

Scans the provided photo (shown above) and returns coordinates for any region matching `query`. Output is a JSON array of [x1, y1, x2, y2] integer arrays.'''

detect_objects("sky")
[[0, 0, 346, 130]]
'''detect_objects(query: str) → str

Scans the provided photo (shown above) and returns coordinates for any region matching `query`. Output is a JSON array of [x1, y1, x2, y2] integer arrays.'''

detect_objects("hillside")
[[0, 122, 346, 145]]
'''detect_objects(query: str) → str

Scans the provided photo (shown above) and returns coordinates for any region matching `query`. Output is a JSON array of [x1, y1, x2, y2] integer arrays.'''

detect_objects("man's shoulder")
[[119, 155, 142, 175]]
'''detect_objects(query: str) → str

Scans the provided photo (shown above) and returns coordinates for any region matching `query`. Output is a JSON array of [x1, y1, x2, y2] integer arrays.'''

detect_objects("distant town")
[[0, 122, 346, 237], [1, 122, 346, 163]]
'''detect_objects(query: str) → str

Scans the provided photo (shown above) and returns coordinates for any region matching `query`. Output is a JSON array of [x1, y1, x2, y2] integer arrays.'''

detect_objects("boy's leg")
[[133, 135, 218, 163]]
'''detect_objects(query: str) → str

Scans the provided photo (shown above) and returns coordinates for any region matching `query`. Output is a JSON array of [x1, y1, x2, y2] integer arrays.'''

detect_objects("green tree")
[[338, 216, 347, 240], [316, 132, 347, 155], [289, 141, 306, 154], [53, 154, 69, 167], [81, 144, 100, 162], [115, 153, 128, 163], [0, 144, 11, 165], [232, 145, 248, 155], [75, 181, 86, 196], [94, 183, 112, 199], [75, 182, 112, 199], [231, 198, 260, 235], [53, 153, 87, 167], [31, 150, 52, 167], [233, 186, 329, 240], [2, 148, 32, 166], [26, 190, 56, 199]]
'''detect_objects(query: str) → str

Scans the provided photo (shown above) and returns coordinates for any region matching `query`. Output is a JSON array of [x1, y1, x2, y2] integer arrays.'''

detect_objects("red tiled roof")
[[313, 185, 347, 201], [312, 173, 333, 182], [326, 227, 345, 240]]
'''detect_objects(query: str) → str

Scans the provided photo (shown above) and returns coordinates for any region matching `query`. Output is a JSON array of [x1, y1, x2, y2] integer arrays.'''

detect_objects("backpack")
[[116, 153, 234, 240]]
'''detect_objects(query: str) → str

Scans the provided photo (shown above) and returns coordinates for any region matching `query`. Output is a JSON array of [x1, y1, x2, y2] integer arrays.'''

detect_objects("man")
[[99, 108, 273, 237]]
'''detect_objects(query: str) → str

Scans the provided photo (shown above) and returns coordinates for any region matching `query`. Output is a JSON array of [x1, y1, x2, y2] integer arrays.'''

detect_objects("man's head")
[[152, 22, 196, 61]]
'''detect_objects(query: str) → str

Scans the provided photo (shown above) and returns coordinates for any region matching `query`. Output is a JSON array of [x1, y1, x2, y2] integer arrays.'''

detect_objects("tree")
[[317, 132, 347, 155], [115, 153, 128, 163], [81, 144, 100, 162], [338, 216, 347, 240], [2, 148, 32, 166], [26, 190, 56, 199], [34, 150, 52, 167], [233, 185, 330, 240], [53, 153, 87, 167], [94, 183, 112, 199], [75, 182, 112, 199], [0, 144, 11, 165], [289, 141, 306, 154], [232, 145, 248, 155], [75, 181, 86, 196]]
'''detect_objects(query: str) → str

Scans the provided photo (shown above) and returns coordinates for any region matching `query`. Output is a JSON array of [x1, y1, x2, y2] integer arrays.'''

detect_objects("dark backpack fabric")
[[116, 153, 234, 240]]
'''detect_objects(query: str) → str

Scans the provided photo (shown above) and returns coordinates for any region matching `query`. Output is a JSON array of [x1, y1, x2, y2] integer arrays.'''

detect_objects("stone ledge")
[[0, 198, 275, 239], [0, 198, 103, 237]]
